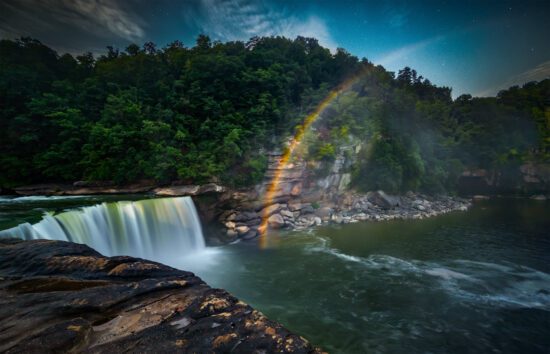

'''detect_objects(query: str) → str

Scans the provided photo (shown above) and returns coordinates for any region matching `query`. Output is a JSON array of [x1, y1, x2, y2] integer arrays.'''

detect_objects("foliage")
[[0, 37, 547, 193]]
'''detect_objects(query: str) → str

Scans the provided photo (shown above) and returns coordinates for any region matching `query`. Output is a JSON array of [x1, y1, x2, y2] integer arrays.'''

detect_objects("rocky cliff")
[[0, 239, 322, 353], [213, 148, 471, 241]]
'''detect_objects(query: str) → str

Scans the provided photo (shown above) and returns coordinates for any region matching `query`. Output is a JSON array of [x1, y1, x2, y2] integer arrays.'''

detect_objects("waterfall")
[[0, 197, 205, 264]]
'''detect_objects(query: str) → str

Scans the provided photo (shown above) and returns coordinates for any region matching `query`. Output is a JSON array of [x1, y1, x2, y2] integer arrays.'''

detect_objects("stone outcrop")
[[0, 239, 322, 353], [154, 183, 227, 197], [212, 143, 473, 241], [11, 182, 227, 198], [218, 190, 471, 241]]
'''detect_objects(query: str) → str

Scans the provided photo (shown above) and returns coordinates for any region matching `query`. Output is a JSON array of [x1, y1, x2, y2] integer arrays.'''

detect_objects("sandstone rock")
[[235, 225, 250, 235], [197, 183, 227, 194], [0, 239, 322, 353], [154, 185, 200, 196], [226, 229, 238, 237], [225, 221, 236, 229], [313, 217, 322, 225], [267, 214, 285, 228]]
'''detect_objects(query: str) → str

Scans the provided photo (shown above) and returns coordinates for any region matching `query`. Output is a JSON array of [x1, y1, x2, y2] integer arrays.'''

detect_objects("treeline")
[[303, 66, 549, 193], [0, 36, 548, 192]]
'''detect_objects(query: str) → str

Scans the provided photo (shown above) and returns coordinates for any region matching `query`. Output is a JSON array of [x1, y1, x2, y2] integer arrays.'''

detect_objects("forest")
[[1, 36, 548, 192]]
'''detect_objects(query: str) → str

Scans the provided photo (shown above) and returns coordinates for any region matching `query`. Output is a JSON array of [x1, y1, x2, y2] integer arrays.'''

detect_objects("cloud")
[[475, 60, 550, 97], [0, 0, 145, 42], [184, 0, 337, 50], [375, 35, 445, 67]]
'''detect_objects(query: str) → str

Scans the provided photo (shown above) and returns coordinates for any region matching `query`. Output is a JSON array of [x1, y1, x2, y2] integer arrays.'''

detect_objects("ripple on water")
[[304, 235, 550, 311]]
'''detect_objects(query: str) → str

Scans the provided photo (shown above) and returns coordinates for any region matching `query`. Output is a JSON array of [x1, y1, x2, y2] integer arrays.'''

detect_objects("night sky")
[[0, 0, 548, 97]]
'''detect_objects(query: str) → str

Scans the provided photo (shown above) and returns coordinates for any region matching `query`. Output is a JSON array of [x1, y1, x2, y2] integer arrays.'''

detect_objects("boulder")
[[242, 229, 258, 240], [267, 214, 285, 229], [235, 225, 250, 235], [260, 203, 282, 217], [0, 239, 322, 353], [300, 205, 315, 214], [367, 190, 401, 209], [314, 207, 332, 218], [288, 202, 306, 211], [243, 218, 261, 226], [331, 214, 344, 224], [280, 209, 294, 218], [233, 211, 259, 222], [224, 221, 236, 229]]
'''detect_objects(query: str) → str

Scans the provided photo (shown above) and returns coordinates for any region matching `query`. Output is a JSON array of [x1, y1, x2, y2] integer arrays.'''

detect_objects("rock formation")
[[0, 239, 323, 353]]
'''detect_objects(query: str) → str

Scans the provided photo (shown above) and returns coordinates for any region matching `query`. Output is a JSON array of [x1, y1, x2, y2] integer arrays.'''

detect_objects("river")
[[0, 195, 548, 353]]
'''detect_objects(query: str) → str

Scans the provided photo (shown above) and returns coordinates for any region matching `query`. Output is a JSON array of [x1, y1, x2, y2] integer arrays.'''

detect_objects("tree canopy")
[[0, 36, 547, 192]]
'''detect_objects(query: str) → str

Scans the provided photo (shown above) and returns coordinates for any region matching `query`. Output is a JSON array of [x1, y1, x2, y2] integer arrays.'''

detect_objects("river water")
[[1, 196, 548, 353]]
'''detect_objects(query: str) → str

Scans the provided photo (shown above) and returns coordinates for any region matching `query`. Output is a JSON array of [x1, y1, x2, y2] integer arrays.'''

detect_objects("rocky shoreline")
[[220, 191, 472, 241], [3, 180, 473, 243], [0, 239, 323, 353]]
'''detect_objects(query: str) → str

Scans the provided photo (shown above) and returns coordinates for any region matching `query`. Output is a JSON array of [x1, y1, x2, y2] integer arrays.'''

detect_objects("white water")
[[305, 235, 550, 310], [0, 196, 205, 264]]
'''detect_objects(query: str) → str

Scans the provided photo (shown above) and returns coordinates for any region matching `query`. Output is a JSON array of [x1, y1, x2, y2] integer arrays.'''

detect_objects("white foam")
[[425, 267, 473, 280], [304, 236, 550, 310]]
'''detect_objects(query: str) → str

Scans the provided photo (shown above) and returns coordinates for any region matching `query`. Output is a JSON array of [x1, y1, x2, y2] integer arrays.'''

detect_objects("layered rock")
[[11, 182, 227, 197], [0, 239, 322, 353]]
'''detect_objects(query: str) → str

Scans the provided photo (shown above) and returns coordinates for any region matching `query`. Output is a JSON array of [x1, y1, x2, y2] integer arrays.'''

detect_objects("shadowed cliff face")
[[0, 239, 323, 353]]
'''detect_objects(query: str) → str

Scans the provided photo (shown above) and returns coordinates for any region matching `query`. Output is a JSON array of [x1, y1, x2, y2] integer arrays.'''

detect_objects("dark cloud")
[[0, 0, 146, 54]]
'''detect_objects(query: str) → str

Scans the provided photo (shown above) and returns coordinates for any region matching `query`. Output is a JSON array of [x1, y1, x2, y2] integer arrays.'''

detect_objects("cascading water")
[[0, 196, 205, 264]]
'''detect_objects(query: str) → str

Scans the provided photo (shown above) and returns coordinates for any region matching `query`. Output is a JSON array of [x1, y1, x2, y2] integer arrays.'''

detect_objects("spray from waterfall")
[[0, 197, 205, 264]]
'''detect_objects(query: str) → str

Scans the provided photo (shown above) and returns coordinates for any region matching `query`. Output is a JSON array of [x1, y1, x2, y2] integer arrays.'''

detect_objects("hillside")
[[1, 36, 548, 194]]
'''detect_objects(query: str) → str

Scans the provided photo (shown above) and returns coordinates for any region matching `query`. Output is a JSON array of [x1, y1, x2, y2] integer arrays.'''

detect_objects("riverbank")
[[0, 238, 323, 353], [220, 191, 472, 241]]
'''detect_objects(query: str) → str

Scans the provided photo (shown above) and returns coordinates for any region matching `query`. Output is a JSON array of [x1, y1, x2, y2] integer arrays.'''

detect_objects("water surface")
[[1, 196, 548, 353], [188, 199, 550, 354]]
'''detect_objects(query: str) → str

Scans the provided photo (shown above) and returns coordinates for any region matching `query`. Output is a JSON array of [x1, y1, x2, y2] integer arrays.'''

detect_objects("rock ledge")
[[0, 239, 322, 353]]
